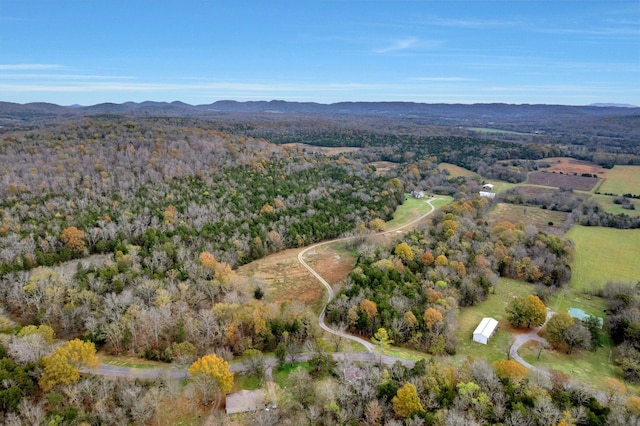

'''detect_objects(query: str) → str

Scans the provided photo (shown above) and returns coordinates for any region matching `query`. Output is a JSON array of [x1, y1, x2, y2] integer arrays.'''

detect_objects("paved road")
[[82, 352, 416, 380]]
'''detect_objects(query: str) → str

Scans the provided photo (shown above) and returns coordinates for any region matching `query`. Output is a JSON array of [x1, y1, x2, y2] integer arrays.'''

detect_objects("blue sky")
[[1, 0, 638, 105]]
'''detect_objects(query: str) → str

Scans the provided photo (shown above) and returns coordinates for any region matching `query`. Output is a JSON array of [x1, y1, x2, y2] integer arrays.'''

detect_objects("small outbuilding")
[[482, 183, 494, 190], [473, 317, 499, 345], [479, 191, 496, 199]]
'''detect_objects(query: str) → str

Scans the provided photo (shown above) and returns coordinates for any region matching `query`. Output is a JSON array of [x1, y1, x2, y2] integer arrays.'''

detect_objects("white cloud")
[[0, 64, 65, 71], [373, 37, 419, 53], [408, 77, 477, 82]]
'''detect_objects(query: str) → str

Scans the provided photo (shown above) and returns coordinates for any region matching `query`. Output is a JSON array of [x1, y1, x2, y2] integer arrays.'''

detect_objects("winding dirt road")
[[298, 197, 440, 353]]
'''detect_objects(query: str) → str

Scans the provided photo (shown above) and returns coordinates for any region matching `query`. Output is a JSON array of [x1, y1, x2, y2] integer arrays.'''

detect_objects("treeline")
[[326, 196, 574, 352], [598, 282, 640, 383]]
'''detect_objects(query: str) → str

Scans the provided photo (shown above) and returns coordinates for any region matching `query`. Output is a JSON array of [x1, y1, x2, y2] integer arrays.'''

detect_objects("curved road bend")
[[509, 311, 553, 378], [298, 197, 440, 353]]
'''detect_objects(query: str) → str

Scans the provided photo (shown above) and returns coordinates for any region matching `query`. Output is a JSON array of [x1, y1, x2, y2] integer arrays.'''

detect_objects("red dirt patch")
[[527, 171, 599, 191], [537, 157, 607, 177]]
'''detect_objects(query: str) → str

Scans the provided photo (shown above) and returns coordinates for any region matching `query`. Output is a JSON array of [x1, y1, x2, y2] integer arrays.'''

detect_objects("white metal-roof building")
[[473, 317, 499, 345]]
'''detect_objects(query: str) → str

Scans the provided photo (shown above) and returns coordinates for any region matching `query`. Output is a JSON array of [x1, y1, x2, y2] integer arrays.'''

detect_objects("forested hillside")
[[0, 112, 638, 425]]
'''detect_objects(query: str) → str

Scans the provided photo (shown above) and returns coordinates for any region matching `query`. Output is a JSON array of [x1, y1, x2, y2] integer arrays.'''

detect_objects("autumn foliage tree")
[[39, 339, 98, 391], [493, 359, 528, 383], [188, 354, 234, 407], [60, 226, 86, 252], [392, 382, 425, 418], [505, 295, 547, 329], [394, 242, 414, 262]]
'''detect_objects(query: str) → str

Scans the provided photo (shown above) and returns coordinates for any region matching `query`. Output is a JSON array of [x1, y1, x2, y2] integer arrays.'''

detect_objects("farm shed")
[[473, 317, 498, 344], [479, 191, 496, 199], [482, 183, 494, 190]]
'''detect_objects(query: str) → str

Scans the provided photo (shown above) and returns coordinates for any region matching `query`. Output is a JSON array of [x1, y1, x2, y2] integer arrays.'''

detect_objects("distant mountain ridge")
[[0, 100, 638, 126]]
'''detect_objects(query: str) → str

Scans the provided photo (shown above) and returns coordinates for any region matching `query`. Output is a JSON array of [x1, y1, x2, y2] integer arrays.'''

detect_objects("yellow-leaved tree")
[[392, 383, 425, 418], [39, 339, 98, 391], [394, 242, 414, 262], [188, 354, 234, 407]]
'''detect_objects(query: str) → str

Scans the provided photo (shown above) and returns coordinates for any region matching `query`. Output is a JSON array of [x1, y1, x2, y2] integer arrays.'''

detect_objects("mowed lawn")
[[567, 226, 640, 291], [599, 165, 640, 195], [438, 162, 480, 178], [454, 278, 534, 365]]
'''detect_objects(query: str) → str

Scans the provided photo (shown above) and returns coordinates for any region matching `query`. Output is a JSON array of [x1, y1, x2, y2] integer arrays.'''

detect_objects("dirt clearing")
[[237, 246, 356, 312]]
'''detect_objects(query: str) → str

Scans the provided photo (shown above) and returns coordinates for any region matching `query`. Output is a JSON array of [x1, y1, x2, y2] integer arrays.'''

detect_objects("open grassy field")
[[589, 193, 640, 217], [519, 340, 624, 394], [487, 202, 569, 230], [454, 279, 535, 365], [438, 162, 480, 178], [567, 226, 640, 291], [385, 195, 453, 230], [599, 165, 640, 195]]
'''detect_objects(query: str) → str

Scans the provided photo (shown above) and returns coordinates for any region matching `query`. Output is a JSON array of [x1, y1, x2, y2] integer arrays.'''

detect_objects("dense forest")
[[0, 110, 639, 425]]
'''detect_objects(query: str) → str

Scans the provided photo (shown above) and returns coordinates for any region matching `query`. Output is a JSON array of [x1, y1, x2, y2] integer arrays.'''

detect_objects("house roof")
[[473, 317, 498, 338]]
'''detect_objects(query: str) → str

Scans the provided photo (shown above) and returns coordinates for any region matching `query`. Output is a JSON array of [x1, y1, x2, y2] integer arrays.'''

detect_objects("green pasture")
[[385, 195, 453, 229], [548, 288, 607, 319], [600, 165, 640, 195], [567, 226, 640, 291], [590, 193, 640, 217], [519, 340, 627, 394], [438, 163, 480, 178]]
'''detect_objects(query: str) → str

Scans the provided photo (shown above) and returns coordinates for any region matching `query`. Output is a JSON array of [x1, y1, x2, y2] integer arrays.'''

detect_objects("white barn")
[[479, 191, 496, 199], [473, 317, 498, 345]]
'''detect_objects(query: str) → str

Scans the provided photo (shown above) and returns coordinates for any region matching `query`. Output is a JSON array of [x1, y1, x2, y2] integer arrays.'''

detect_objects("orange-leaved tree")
[[493, 359, 528, 383], [60, 226, 85, 252]]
